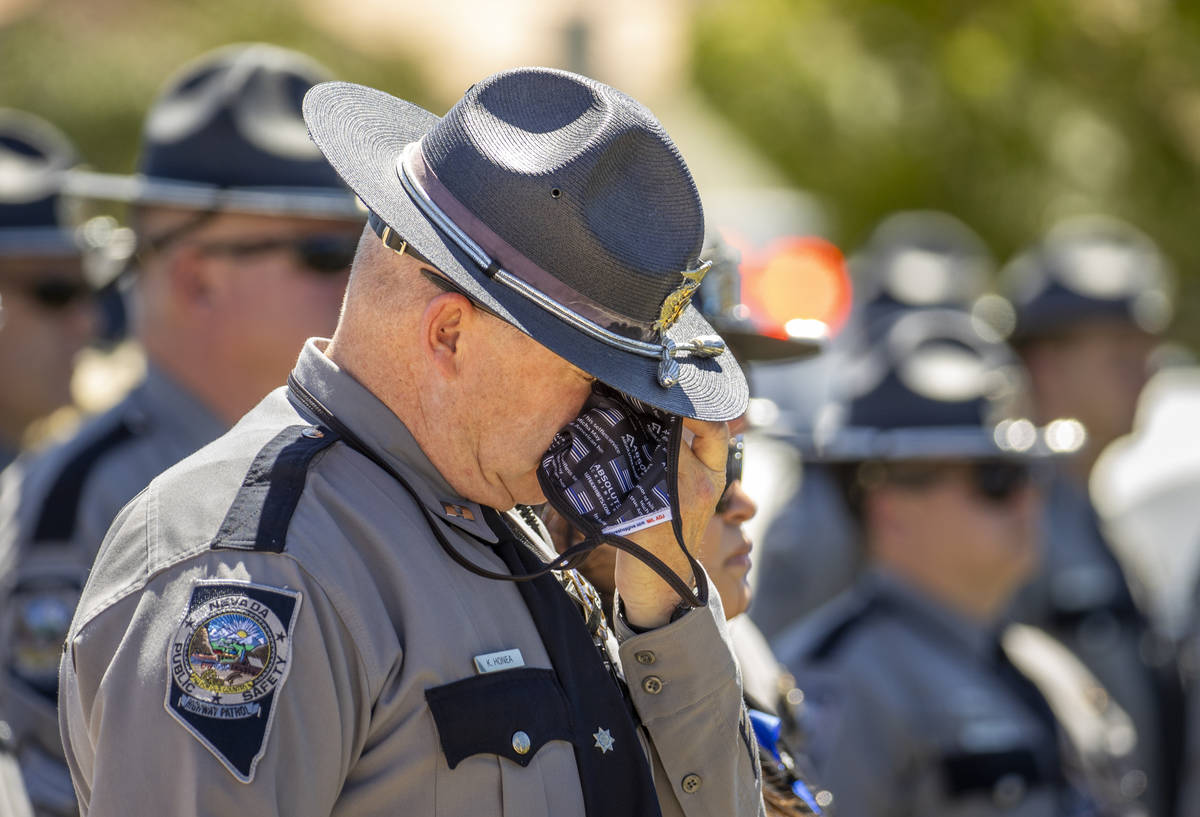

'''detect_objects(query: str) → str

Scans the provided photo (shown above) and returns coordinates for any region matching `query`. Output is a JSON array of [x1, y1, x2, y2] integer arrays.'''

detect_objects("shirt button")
[[642, 675, 663, 695], [681, 773, 702, 793], [635, 650, 656, 665], [301, 427, 325, 439], [511, 731, 531, 755]]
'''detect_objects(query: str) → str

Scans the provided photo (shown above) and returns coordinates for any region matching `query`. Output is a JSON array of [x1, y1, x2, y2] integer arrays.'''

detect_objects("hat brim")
[[303, 81, 748, 421], [64, 169, 364, 221], [796, 424, 1077, 462], [712, 323, 826, 364]]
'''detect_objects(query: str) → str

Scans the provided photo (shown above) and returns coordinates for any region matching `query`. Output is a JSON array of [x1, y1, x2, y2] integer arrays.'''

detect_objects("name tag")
[[474, 648, 525, 674]]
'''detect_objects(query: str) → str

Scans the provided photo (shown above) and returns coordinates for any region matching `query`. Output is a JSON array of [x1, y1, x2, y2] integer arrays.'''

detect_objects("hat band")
[[395, 142, 724, 388]]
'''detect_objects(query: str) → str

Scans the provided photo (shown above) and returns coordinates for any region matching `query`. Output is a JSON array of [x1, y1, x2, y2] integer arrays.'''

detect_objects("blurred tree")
[[692, 0, 1200, 349], [0, 0, 429, 177]]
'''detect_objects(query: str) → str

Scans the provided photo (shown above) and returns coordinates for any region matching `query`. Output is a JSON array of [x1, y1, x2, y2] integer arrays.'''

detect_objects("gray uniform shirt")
[[1009, 474, 1181, 817], [0, 366, 225, 817], [58, 339, 764, 817], [773, 570, 1101, 817]]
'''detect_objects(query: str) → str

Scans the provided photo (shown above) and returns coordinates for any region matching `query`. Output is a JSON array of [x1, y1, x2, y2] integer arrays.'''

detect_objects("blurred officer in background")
[[999, 216, 1182, 817], [0, 43, 362, 817], [773, 308, 1144, 817], [0, 111, 97, 471], [0, 111, 95, 817], [751, 210, 992, 642]]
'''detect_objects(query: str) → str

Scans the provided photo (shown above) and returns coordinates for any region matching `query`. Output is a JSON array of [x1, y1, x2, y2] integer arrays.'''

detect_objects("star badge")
[[593, 727, 615, 754]]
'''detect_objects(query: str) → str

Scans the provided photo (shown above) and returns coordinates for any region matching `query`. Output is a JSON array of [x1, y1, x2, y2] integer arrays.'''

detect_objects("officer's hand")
[[615, 417, 728, 629]]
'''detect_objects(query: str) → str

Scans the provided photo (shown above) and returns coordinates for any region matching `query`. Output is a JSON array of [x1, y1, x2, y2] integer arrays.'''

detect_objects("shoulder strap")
[[210, 424, 338, 553], [32, 415, 141, 543]]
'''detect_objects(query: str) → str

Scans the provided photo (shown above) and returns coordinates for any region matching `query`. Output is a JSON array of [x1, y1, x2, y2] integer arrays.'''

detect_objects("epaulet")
[[31, 413, 142, 543], [210, 424, 338, 553], [801, 589, 884, 663]]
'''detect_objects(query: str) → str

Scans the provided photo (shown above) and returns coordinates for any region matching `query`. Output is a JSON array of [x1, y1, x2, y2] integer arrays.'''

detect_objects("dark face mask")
[[537, 384, 708, 609]]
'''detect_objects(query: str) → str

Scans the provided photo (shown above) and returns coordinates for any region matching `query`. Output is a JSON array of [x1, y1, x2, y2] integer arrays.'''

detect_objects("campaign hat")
[[809, 309, 1084, 462], [0, 110, 80, 256], [66, 43, 359, 219], [303, 68, 748, 420], [1001, 215, 1173, 342]]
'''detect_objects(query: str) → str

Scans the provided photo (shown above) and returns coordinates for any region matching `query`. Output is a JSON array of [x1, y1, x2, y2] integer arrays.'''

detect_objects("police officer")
[[58, 68, 763, 816], [0, 111, 96, 817], [1000, 216, 1182, 817], [0, 111, 97, 471], [0, 44, 362, 817], [752, 210, 994, 642], [772, 308, 1142, 817]]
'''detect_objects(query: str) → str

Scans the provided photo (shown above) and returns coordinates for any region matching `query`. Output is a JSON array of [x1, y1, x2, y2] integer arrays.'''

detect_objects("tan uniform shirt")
[[59, 339, 764, 817], [0, 366, 225, 817]]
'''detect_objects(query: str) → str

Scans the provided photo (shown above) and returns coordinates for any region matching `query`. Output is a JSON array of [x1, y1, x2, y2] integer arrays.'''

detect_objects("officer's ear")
[[421, 290, 476, 377]]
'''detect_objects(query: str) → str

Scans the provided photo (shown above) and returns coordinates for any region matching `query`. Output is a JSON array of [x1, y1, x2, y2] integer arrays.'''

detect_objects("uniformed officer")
[[752, 210, 994, 642], [999, 215, 1182, 817], [0, 44, 362, 817], [772, 308, 1144, 817], [0, 111, 97, 471], [58, 68, 763, 816]]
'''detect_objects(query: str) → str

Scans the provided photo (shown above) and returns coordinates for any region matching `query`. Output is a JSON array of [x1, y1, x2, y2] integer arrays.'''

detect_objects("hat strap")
[[395, 143, 724, 388]]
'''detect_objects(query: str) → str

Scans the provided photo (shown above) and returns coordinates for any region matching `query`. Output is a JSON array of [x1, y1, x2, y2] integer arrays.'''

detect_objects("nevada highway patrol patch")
[[165, 581, 301, 782]]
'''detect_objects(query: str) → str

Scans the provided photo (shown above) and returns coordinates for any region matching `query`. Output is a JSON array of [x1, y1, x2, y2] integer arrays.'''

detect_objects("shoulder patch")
[[210, 425, 337, 553], [165, 580, 302, 782], [31, 415, 140, 543]]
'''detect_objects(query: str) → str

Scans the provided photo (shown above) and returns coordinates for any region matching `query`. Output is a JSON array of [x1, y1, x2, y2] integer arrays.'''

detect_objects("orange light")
[[740, 236, 853, 336]]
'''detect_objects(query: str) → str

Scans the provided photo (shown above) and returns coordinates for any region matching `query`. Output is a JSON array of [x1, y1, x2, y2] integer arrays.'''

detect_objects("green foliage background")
[[692, 0, 1200, 349]]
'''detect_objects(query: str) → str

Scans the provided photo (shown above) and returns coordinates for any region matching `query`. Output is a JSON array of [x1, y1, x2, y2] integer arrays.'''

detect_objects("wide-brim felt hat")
[[303, 69, 749, 421], [64, 43, 360, 220], [0, 109, 80, 256], [1001, 215, 1174, 341], [802, 308, 1085, 462]]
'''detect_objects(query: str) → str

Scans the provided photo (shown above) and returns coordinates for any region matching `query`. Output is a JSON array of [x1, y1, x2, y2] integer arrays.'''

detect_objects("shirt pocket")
[[426, 668, 581, 817], [425, 667, 573, 768]]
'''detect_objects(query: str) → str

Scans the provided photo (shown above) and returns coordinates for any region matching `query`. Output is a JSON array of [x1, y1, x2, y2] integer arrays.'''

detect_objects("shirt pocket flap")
[[425, 668, 572, 769]]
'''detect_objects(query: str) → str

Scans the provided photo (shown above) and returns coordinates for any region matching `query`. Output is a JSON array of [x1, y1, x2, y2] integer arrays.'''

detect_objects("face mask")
[[538, 384, 708, 608]]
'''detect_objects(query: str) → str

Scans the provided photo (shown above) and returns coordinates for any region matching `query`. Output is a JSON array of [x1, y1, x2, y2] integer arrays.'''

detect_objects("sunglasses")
[[2, 276, 93, 312], [715, 435, 745, 513], [193, 234, 360, 275], [877, 460, 1035, 504]]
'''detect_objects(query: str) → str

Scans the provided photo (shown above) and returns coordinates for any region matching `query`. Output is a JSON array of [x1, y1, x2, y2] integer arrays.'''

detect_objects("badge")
[[652, 262, 711, 332], [165, 581, 301, 782]]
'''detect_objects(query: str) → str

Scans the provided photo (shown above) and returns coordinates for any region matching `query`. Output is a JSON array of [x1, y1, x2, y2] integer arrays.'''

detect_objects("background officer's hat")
[[809, 308, 1085, 462], [694, 227, 827, 364], [999, 214, 1173, 343], [66, 43, 360, 219], [0, 109, 80, 256], [852, 210, 992, 332]]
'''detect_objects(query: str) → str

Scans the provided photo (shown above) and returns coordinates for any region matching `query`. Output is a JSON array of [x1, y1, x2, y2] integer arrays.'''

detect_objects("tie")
[[484, 508, 663, 817]]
